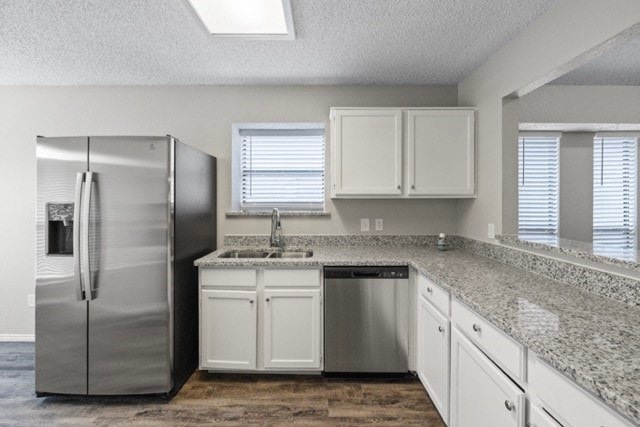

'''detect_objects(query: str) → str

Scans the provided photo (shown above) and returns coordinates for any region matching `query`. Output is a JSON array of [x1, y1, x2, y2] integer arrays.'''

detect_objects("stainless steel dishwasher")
[[324, 266, 409, 373]]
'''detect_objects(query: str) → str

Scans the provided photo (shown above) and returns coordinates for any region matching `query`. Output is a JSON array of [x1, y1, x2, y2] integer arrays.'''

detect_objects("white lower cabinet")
[[199, 268, 322, 372], [201, 289, 257, 370], [416, 293, 450, 424], [451, 299, 525, 384], [450, 326, 525, 427], [263, 289, 321, 369], [528, 403, 561, 427], [528, 353, 634, 427], [445, 300, 632, 427]]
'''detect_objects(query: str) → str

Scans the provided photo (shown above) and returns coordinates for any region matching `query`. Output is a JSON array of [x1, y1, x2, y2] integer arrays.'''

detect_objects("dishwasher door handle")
[[351, 271, 382, 278]]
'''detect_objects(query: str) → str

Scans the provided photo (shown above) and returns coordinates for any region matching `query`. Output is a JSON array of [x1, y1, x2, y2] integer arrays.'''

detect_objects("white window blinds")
[[518, 135, 560, 244], [240, 129, 325, 211], [593, 136, 637, 261]]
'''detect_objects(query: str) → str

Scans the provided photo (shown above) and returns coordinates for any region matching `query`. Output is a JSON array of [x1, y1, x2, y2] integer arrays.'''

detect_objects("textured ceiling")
[[0, 0, 556, 85], [551, 35, 640, 85]]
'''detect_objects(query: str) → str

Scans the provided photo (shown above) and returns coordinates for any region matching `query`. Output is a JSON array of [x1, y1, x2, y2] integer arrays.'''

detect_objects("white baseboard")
[[0, 334, 35, 342]]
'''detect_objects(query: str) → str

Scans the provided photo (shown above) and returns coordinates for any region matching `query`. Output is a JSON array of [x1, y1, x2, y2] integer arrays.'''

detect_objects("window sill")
[[225, 210, 331, 217]]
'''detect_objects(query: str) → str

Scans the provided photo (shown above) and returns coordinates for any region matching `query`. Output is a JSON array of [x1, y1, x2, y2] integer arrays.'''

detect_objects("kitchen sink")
[[268, 251, 314, 259], [218, 250, 314, 259], [218, 251, 271, 258]]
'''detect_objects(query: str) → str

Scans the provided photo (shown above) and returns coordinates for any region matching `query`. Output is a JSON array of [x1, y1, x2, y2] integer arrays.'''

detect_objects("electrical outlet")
[[488, 223, 495, 239], [360, 218, 370, 232], [375, 218, 384, 231], [28, 294, 35, 307]]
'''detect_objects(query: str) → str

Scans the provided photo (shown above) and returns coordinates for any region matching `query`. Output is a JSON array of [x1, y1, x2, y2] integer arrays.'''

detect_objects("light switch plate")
[[375, 218, 384, 231], [360, 218, 370, 232], [28, 294, 35, 307], [488, 223, 495, 239]]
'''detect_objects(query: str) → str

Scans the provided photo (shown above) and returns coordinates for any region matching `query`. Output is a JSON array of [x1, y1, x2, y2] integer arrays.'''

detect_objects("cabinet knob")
[[249, 299, 254, 304], [504, 400, 515, 411], [266, 298, 271, 302], [472, 324, 481, 332], [411, 184, 415, 189], [427, 287, 433, 293], [397, 184, 401, 190], [438, 326, 444, 333]]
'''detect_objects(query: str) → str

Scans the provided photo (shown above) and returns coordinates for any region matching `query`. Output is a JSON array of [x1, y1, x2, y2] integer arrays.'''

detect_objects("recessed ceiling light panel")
[[186, 0, 295, 40]]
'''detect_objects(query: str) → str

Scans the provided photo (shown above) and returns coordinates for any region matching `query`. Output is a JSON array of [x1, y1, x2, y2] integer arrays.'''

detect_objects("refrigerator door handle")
[[82, 172, 94, 300], [74, 172, 85, 301]]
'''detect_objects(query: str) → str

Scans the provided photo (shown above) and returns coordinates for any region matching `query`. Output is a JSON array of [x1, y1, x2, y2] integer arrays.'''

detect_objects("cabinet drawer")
[[201, 268, 257, 288], [417, 273, 450, 315], [528, 354, 633, 427], [264, 269, 320, 288], [451, 299, 525, 383], [529, 403, 561, 427]]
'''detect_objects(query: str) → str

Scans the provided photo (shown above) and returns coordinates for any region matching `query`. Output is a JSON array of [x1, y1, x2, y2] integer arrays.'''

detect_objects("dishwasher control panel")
[[324, 266, 409, 279], [383, 270, 408, 278]]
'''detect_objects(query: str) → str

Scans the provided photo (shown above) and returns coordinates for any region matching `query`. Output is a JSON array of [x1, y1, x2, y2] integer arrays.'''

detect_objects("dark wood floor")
[[0, 343, 444, 426]]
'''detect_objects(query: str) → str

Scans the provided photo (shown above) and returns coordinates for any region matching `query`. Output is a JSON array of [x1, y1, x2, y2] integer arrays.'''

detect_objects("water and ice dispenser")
[[46, 203, 74, 256]]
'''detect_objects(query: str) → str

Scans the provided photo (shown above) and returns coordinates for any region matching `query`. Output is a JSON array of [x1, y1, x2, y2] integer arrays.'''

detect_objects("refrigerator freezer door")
[[36, 137, 89, 395], [87, 136, 172, 395]]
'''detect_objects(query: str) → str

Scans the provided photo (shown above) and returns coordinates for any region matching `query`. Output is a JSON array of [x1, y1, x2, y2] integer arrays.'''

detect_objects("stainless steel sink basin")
[[218, 249, 314, 259], [218, 251, 270, 258], [268, 251, 314, 259]]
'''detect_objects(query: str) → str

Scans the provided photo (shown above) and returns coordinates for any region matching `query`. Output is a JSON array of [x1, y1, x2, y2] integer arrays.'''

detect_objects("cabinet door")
[[407, 109, 475, 197], [450, 327, 525, 427], [201, 290, 257, 370], [331, 109, 403, 197], [417, 295, 450, 424], [263, 289, 321, 369], [528, 354, 633, 427], [528, 404, 561, 427]]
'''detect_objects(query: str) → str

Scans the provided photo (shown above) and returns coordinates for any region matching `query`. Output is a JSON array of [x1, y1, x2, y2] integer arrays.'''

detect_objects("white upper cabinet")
[[407, 109, 475, 197], [330, 107, 475, 198], [331, 109, 403, 197]]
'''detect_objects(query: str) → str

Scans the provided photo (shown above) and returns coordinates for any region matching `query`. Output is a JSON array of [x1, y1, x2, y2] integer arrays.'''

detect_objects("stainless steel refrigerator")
[[35, 135, 216, 396]]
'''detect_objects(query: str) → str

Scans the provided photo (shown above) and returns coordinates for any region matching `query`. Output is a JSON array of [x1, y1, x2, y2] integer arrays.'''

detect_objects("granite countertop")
[[195, 245, 640, 424], [498, 234, 640, 271]]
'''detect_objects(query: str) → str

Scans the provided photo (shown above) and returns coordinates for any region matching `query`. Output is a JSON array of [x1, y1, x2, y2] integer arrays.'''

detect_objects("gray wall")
[[0, 84, 458, 336], [559, 133, 594, 242], [514, 85, 640, 242], [501, 98, 520, 235], [520, 85, 640, 124], [457, 0, 640, 240]]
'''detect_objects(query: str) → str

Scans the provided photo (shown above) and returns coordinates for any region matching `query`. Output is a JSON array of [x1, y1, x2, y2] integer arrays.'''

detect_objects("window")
[[233, 125, 325, 212], [593, 135, 637, 261], [518, 134, 560, 245]]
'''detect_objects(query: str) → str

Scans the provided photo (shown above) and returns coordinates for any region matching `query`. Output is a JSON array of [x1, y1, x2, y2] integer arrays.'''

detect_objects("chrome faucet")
[[270, 208, 282, 247]]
